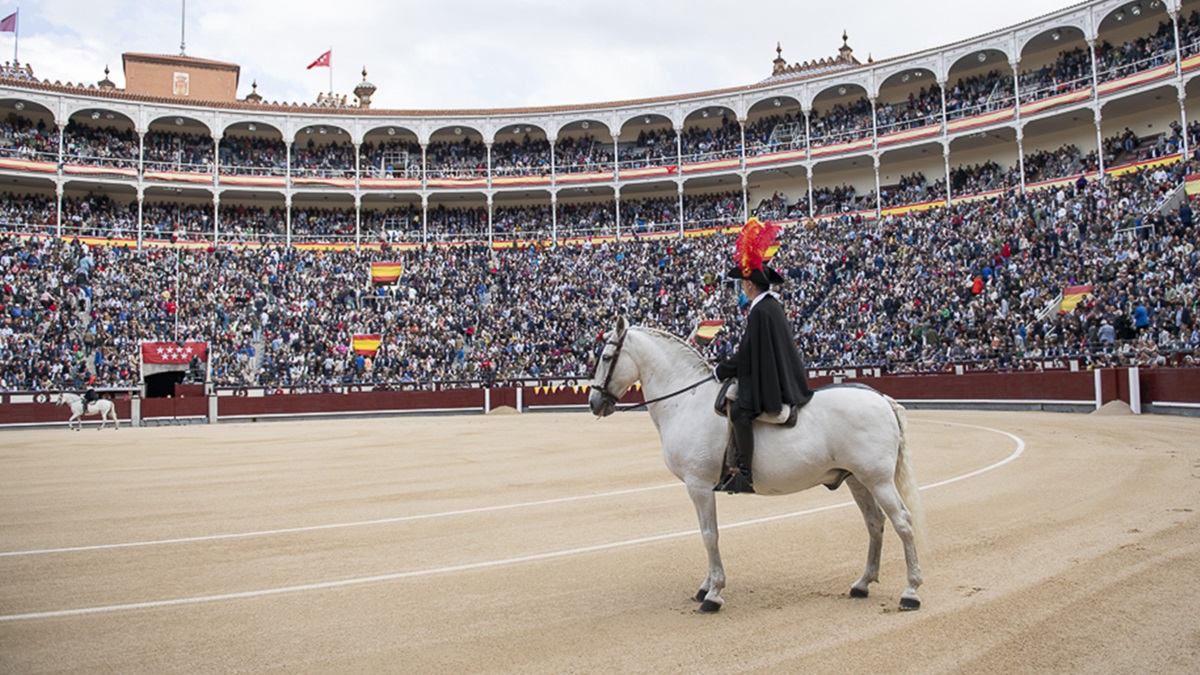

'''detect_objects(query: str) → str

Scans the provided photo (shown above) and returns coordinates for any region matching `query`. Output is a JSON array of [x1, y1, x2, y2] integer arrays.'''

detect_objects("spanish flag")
[[691, 320, 724, 346], [371, 262, 403, 285], [351, 334, 381, 356], [1060, 284, 1094, 313]]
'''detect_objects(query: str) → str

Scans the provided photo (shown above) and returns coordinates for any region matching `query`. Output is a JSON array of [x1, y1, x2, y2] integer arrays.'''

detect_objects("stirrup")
[[783, 405, 799, 428], [713, 470, 755, 494]]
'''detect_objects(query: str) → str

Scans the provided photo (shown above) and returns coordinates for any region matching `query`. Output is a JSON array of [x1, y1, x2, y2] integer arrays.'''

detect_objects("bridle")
[[590, 328, 629, 409], [590, 328, 714, 412]]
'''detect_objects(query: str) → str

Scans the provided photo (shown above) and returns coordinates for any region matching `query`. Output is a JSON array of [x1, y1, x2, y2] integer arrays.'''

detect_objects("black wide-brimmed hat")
[[725, 264, 784, 286], [723, 218, 784, 286]]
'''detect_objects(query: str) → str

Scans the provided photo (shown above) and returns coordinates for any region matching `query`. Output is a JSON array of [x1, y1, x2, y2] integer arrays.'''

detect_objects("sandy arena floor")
[[1, 409, 1199, 674]]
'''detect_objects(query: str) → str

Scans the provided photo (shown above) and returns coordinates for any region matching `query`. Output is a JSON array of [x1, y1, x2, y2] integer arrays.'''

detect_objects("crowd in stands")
[[810, 97, 874, 146], [1180, 10, 1200, 56], [5, 156, 1194, 393], [554, 135, 614, 173], [218, 135, 287, 175], [5, 19, 1200, 393], [881, 172, 946, 208], [492, 136, 552, 176], [143, 130, 214, 172], [291, 139, 356, 178], [0, 113, 56, 160], [679, 115, 742, 162], [1024, 144, 1098, 184], [620, 127, 678, 168], [62, 122, 138, 169], [425, 138, 488, 178], [945, 70, 1015, 120], [1095, 15, 1181, 82], [1, 123, 1175, 244], [360, 139, 423, 178], [1019, 47, 1092, 102], [949, 160, 1017, 195], [875, 85, 942, 135], [744, 112, 803, 154]]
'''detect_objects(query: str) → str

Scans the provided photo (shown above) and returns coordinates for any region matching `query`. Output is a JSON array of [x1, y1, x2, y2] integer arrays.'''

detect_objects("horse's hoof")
[[849, 587, 869, 598], [698, 600, 722, 613], [693, 589, 708, 603], [899, 597, 921, 611]]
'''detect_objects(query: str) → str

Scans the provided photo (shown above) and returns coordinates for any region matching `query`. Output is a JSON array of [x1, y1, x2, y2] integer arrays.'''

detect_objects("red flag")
[[141, 341, 208, 364], [0, 12, 16, 33], [306, 50, 331, 70]]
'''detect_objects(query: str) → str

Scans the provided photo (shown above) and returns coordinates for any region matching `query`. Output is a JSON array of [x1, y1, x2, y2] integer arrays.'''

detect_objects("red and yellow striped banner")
[[351, 334, 381, 356], [1060, 285, 1094, 313], [371, 262, 403, 284], [692, 320, 724, 345]]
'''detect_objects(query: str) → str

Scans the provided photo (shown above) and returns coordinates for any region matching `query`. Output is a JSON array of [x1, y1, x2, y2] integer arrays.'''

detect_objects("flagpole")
[[13, 6, 18, 64], [328, 46, 333, 96]]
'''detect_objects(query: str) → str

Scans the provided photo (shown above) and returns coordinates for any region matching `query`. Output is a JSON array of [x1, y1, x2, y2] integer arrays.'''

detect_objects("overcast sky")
[[5, 0, 1084, 111]]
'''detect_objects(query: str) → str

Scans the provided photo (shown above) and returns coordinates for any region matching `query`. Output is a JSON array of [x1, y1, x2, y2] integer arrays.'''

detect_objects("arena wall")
[[4, 368, 1198, 429]]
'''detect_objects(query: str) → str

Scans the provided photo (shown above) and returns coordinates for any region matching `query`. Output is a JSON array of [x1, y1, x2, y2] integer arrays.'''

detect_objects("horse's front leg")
[[686, 483, 725, 613]]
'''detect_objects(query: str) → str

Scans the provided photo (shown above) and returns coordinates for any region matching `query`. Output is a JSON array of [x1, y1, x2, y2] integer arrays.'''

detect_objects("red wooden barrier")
[[217, 389, 485, 418], [2, 369, 1196, 427]]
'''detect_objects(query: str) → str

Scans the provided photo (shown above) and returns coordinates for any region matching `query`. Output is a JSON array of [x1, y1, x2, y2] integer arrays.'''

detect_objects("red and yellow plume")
[[735, 218, 781, 277]]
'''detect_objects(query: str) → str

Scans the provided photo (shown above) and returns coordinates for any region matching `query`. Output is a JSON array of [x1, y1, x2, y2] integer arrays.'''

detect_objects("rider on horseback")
[[713, 219, 813, 494], [82, 375, 99, 412]]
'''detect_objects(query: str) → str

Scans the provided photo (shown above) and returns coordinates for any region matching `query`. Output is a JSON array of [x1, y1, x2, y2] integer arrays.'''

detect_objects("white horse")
[[588, 318, 924, 613], [55, 392, 120, 431]]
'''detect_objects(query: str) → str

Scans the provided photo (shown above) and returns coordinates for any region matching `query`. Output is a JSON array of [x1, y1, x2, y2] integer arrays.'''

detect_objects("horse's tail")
[[887, 395, 927, 560]]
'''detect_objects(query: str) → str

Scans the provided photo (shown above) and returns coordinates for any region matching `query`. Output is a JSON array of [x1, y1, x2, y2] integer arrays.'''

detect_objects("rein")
[[591, 328, 714, 412], [608, 375, 714, 412]]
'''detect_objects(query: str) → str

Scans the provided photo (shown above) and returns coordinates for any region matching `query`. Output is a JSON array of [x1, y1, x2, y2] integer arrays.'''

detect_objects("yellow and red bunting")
[[370, 262, 403, 284], [351, 334, 381, 356]]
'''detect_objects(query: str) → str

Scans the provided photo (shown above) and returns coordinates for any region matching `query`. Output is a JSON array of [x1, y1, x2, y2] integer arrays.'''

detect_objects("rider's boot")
[[714, 409, 755, 494]]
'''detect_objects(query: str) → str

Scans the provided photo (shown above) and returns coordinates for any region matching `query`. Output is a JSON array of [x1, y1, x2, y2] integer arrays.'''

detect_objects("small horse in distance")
[[56, 392, 120, 431], [588, 318, 925, 613]]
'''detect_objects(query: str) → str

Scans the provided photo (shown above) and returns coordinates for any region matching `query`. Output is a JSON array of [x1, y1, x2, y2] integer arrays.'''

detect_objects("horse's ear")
[[616, 315, 627, 336]]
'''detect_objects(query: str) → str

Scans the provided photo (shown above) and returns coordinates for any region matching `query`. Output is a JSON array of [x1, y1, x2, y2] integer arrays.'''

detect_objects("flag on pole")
[[307, 49, 331, 69], [0, 11, 16, 33], [351, 334, 381, 356]]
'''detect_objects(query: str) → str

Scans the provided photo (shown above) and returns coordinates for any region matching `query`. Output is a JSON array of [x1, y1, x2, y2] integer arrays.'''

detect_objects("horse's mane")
[[631, 326, 712, 375]]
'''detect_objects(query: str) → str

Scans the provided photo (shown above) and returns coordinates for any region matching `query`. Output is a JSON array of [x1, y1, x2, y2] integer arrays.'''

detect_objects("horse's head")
[[589, 316, 639, 418], [54, 393, 64, 406]]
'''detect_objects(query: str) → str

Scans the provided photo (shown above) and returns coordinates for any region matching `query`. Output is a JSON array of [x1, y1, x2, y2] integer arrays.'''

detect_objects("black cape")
[[715, 294, 813, 415]]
